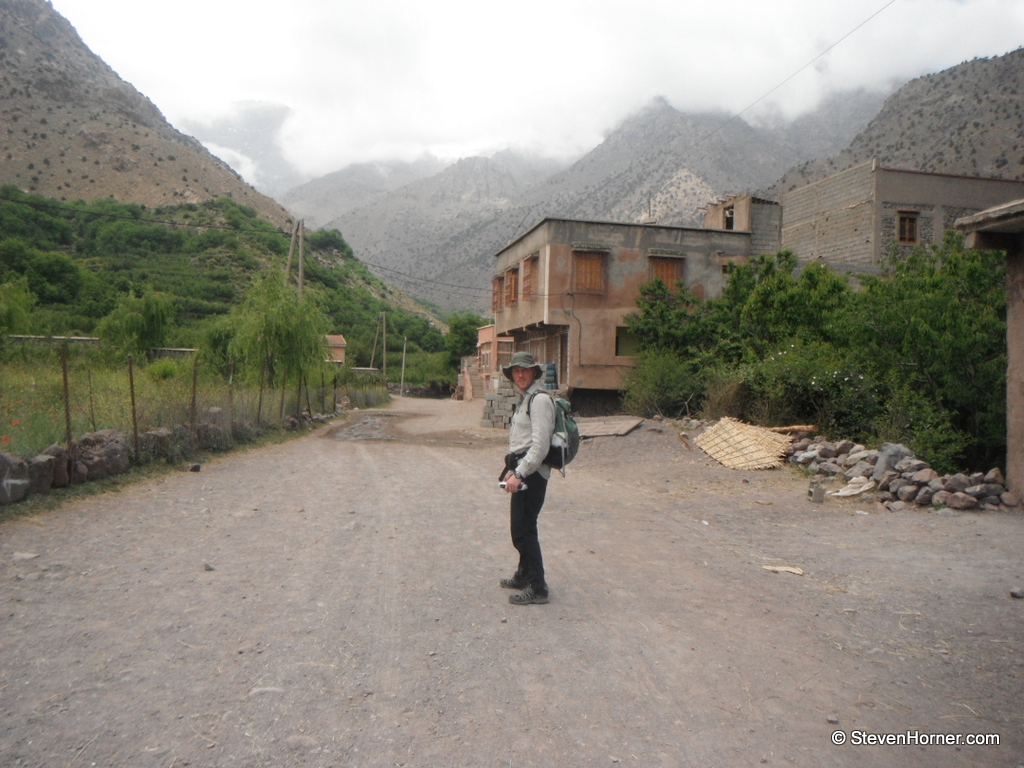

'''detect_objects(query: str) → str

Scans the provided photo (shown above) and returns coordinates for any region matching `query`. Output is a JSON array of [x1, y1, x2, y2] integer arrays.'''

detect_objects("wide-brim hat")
[[502, 351, 544, 381]]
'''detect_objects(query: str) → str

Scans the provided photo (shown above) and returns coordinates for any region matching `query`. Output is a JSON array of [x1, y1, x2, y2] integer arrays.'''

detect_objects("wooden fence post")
[[60, 344, 73, 449], [128, 355, 139, 458], [190, 355, 199, 428]]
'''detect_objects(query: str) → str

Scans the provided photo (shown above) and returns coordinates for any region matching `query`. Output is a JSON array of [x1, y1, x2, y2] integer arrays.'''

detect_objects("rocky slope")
[[323, 92, 886, 309], [769, 48, 1024, 197], [0, 0, 292, 227]]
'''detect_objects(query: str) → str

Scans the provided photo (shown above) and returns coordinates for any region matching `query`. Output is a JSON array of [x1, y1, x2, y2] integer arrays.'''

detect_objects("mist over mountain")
[[768, 48, 1024, 197], [0, 0, 291, 226], [179, 101, 307, 199], [315, 91, 887, 310]]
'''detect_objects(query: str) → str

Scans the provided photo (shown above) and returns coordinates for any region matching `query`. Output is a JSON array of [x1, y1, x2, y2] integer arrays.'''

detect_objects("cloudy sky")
[[48, 0, 1024, 187]]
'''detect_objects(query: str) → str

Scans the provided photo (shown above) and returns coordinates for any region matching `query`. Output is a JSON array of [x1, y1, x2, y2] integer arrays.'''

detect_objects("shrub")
[[622, 351, 704, 418], [146, 359, 179, 381]]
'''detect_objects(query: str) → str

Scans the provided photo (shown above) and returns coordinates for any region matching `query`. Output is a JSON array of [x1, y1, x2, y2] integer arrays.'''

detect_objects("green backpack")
[[527, 391, 581, 473]]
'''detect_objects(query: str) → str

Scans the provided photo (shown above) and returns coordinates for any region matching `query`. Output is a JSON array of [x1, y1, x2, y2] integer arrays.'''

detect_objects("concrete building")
[[956, 200, 1024, 494], [492, 217, 753, 391], [781, 160, 1024, 270], [474, 324, 514, 397], [703, 194, 782, 256], [325, 334, 347, 365]]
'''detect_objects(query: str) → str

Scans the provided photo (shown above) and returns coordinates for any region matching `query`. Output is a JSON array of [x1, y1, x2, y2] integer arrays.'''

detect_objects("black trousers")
[[510, 471, 548, 594]]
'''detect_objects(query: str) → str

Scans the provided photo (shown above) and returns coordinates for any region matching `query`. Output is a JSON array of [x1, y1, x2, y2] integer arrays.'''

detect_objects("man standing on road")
[[499, 352, 556, 606]]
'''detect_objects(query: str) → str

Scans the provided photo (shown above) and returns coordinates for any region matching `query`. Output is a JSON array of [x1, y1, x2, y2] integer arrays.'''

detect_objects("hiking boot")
[[500, 575, 527, 589], [508, 585, 549, 605]]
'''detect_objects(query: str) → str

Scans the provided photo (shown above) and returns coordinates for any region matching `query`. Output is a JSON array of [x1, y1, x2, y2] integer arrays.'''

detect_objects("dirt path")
[[1, 396, 1023, 767]]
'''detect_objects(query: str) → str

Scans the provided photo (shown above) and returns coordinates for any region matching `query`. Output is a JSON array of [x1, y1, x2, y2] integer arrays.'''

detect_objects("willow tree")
[[228, 271, 329, 395]]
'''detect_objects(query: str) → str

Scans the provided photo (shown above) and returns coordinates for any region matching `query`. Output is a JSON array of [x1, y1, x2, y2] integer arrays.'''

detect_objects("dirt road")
[[1, 396, 1023, 767]]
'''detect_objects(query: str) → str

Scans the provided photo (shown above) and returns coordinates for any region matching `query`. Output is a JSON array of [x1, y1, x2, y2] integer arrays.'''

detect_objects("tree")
[[227, 271, 330, 387], [444, 312, 487, 370], [0, 277, 37, 339], [96, 289, 175, 355]]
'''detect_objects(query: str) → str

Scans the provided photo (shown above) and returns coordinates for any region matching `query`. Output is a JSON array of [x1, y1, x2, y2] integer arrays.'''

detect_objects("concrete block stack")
[[480, 378, 519, 429]]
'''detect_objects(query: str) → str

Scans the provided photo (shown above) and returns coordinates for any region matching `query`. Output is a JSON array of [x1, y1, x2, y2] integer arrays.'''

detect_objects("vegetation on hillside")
[[623, 236, 1007, 473], [0, 186, 465, 389]]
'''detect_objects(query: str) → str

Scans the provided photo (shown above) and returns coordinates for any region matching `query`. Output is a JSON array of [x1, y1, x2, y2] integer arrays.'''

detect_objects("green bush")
[[146, 359, 180, 381], [622, 351, 704, 418]]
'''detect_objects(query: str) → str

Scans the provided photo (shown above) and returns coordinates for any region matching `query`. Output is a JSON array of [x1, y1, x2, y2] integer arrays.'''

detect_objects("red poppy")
[[11, 420, 20, 426]]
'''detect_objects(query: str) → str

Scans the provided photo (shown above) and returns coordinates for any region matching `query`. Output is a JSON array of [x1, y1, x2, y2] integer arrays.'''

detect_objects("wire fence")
[[0, 342, 389, 463]]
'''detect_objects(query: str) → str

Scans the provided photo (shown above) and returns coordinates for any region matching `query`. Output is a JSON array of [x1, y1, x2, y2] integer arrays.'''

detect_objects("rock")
[[910, 468, 939, 484], [895, 457, 929, 474], [927, 477, 946, 492], [947, 492, 979, 510], [79, 430, 133, 477], [844, 461, 875, 481], [1011, 587, 1024, 599], [42, 444, 70, 487], [792, 438, 812, 452], [872, 443, 914, 482], [889, 478, 910, 494], [914, 486, 935, 505], [72, 461, 88, 484], [818, 461, 843, 476], [888, 500, 909, 512], [965, 483, 1006, 499], [875, 491, 896, 502], [26, 454, 55, 495], [817, 444, 838, 460], [982, 496, 1003, 507], [944, 473, 971, 494], [846, 449, 879, 467], [834, 440, 856, 455], [968, 472, 985, 485], [983, 468, 1005, 485], [877, 470, 900, 489], [188, 463, 201, 472], [826, 714, 840, 724], [897, 484, 920, 502], [0, 452, 30, 505], [931, 490, 952, 507], [1001, 491, 1020, 507], [794, 451, 817, 465]]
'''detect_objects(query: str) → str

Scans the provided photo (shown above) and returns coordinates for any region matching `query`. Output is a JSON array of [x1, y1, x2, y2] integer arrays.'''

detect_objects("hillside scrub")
[[0, 186, 455, 384], [624, 236, 1007, 474]]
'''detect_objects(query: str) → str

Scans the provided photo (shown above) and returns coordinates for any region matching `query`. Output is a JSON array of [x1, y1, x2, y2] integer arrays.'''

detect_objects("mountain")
[[769, 48, 1024, 197], [281, 155, 451, 230], [0, 0, 291, 227], [321, 93, 886, 310]]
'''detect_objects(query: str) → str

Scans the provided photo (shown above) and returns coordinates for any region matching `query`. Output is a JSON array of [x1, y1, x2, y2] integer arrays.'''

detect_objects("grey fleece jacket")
[[508, 381, 556, 480]]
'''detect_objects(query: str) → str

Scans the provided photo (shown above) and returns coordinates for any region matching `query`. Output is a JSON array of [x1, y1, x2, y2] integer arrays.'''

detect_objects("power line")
[[687, 0, 899, 154], [2, 194, 495, 296]]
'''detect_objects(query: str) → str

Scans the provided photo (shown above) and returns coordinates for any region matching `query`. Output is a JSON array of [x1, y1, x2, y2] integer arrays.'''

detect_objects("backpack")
[[527, 390, 581, 474]]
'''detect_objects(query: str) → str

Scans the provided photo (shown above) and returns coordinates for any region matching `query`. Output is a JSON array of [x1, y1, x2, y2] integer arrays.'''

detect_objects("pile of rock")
[[789, 438, 1021, 512], [1, 429, 135, 505]]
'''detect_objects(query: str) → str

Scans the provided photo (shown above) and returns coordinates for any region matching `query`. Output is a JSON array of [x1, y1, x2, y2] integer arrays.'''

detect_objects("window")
[[649, 256, 684, 289], [573, 251, 606, 294], [504, 268, 519, 306], [615, 327, 640, 357], [724, 205, 735, 230], [492, 277, 504, 313], [898, 213, 918, 244], [522, 254, 539, 300]]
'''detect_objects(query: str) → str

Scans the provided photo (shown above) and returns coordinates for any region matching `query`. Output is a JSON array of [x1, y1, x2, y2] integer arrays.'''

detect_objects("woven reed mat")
[[694, 417, 793, 470]]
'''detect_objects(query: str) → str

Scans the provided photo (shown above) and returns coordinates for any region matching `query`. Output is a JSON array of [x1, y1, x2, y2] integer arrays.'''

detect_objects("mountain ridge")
[[0, 0, 292, 227]]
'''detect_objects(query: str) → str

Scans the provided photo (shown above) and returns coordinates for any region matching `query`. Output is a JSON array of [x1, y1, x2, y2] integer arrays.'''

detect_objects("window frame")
[[648, 256, 685, 289], [504, 267, 519, 306], [898, 212, 919, 244], [572, 250, 607, 295], [492, 276, 504, 313]]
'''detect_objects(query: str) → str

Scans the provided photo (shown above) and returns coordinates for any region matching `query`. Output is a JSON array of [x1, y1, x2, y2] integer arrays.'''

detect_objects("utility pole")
[[297, 219, 305, 299], [400, 336, 407, 396]]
